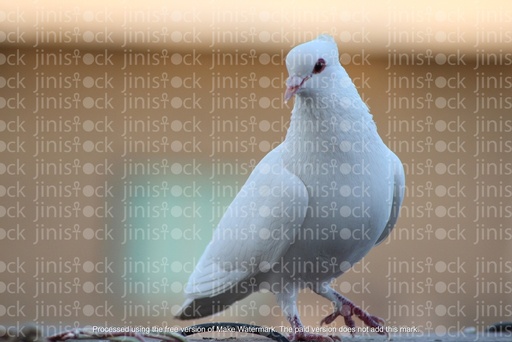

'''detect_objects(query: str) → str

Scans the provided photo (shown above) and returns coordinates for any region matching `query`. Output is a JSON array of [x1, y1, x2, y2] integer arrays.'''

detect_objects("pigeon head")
[[284, 34, 341, 102]]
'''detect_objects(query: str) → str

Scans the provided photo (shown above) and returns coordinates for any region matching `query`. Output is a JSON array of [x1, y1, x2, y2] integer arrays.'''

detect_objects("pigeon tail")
[[175, 289, 252, 320]]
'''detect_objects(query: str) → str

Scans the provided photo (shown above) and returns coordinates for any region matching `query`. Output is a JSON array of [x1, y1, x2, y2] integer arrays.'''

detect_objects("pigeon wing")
[[376, 151, 405, 245], [184, 145, 309, 298]]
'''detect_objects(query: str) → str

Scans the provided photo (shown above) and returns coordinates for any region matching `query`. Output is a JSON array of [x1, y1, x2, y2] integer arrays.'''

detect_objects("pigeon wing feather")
[[375, 151, 405, 245], [184, 145, 309, 298]]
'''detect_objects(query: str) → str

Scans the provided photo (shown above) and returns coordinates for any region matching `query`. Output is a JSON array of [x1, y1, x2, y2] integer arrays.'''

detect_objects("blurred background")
[[1, 0, 511, 339]]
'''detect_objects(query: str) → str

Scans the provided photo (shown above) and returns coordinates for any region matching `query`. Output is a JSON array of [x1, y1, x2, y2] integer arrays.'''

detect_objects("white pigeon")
[[176, 34, 405, 342]]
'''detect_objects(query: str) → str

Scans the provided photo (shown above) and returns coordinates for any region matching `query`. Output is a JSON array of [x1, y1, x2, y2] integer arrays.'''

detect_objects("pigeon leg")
[[277, 292, 341, 342], [313, 283, 387, 337]]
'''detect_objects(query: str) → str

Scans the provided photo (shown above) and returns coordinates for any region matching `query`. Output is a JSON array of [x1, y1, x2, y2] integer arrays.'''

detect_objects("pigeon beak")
[[284, 74, 311, 103]]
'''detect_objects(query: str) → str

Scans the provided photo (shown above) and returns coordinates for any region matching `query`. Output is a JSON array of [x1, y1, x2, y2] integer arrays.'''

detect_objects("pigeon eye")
[[313, 58, 326, 74]]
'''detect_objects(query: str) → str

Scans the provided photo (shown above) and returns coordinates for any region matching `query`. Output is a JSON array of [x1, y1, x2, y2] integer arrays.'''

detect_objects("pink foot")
[[320, 296, 387, 337], [287, 314, 342, 342], [289, 332, 341, 342]]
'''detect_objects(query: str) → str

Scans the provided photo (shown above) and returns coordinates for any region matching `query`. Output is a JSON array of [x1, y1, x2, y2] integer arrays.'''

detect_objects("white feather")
[[184, 146, 309, 299], [176, 35, 405, 329]]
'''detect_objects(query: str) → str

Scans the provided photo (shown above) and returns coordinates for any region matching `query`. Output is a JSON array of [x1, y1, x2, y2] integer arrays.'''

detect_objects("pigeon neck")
[[285, 94, 375, 142]]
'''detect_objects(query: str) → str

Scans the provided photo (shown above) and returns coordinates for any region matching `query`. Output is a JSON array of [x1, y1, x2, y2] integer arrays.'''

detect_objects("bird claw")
[[320, 302, 387, 337], [319, 314, 335, 326]]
